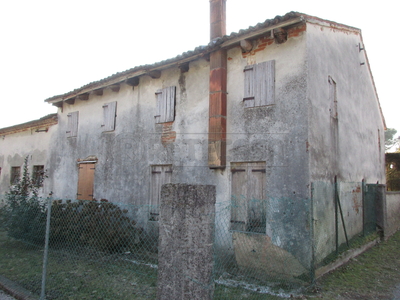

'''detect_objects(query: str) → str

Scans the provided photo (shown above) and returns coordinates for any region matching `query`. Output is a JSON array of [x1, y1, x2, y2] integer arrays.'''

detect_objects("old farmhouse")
[[0, 8, 386, 279]]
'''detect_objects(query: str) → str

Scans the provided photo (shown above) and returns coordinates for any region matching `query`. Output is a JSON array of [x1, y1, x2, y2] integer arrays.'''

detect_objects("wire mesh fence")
[[0, 181, 382, 299]]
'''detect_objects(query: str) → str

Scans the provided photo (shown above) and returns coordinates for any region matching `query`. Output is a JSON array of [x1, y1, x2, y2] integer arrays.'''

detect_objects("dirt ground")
[[307, 231, 400, 299]]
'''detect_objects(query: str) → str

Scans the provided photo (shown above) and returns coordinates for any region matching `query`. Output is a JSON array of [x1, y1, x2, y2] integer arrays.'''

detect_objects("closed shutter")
[[243, 66, 255, 108], [248, 163, 266, 232], [67, 111, 79, 137], [102, 101, 117, 131], [231, 163, 248, 231], [243, 60, 275, 108], [231, 162, 266, 233], [155, 86, 176, 123], [150, 165, 172, 221], [77, 163, 95, 200]]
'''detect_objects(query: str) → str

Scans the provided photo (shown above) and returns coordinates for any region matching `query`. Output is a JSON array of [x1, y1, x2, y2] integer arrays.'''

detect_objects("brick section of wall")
[[208, 49, 227, 168], [242, 24, 306, 58], [161, 122, 176, 145], [209, 0, 226, 40], [157, 184, 216, 300]]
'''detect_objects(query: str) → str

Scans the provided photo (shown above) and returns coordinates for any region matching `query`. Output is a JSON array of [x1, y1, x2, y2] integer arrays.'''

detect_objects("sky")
[[0, 0, 398, 136]]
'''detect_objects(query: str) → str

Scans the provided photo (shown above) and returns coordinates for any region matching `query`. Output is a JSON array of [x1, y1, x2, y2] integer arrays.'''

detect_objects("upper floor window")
[[66, 111, 79, 137], [328, 76, 338, 119], [155, 86, 176, 123], [243, 60, 275, 108], [102, 101, 117, 132]]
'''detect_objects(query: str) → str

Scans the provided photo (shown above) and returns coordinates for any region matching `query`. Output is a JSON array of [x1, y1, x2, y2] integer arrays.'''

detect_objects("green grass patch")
[[315, 231, 400, 299]]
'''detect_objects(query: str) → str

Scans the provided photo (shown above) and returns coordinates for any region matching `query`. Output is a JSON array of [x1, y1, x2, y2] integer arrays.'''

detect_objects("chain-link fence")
[[0, 181, 382, 299]]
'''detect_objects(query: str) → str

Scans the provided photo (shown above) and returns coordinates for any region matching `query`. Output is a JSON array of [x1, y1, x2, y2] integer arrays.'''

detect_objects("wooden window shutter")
[[243, 66, 255, 108], [155, 86, 176, 123], [164, 86, 176, 122], [248, 163, 266, 233], [67, 111, 79, 137], [77, 163, 95, 201], [102, 101, 117, 132], [231, 162, 248, 231], [243, 60, 275, 108], [329, 76, 338, 119], [231, 162, 266, 233], [150, 165, 172, 221]]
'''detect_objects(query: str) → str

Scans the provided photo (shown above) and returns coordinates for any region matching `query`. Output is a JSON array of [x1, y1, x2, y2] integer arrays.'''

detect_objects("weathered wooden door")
[[77, 163, 95, 200], [231, 162, 266, 233]]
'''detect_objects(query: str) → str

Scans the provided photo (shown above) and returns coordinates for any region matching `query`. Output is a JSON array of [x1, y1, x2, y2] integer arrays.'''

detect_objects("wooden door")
[[77, 163, 95, 200]]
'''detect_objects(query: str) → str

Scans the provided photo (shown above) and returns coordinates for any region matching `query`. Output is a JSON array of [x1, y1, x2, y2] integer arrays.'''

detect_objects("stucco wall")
[[45, 25, 312, 270], [307, 23, 385, 183], [0, 126, 56, 197], [307, 21, 386, 261], [386, 192, 400, 237], [225, 25, 311, 269]]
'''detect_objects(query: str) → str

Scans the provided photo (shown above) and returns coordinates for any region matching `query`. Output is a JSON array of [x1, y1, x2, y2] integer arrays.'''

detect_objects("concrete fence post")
[[157, 184, 216, 300]]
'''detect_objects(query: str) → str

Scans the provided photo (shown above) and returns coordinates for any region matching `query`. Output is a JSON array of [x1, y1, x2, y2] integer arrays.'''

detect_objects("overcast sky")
[[1, 0, 398, 135]]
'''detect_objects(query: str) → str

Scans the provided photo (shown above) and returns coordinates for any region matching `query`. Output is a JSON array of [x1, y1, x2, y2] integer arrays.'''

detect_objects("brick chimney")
[[208, 0, 227, 168]]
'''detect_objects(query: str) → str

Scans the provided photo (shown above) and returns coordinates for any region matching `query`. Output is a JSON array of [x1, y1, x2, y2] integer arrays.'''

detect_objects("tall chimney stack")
[[210, 0, 226, 40], [208, 0, 227, 168]]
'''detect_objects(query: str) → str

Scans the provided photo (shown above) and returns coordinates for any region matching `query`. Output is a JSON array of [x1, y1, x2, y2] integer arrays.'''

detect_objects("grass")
[[2, 225, 400, 300], [0, 229, 158, 299], [312, 231, 400, 299]]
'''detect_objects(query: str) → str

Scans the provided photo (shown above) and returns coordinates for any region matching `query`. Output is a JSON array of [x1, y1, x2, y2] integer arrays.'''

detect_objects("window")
[[102, 101, 117, 132], [243, 60, 275, 108], [10, 166, 21, 185], [32, 165, 45, 187], [329, 76, 337, 119], [77, 163, 95, 200], [155, 86, 176, 123], [66, 111, 79, 137], [231, 162, 266, 233], [149, 165, 172, 221]]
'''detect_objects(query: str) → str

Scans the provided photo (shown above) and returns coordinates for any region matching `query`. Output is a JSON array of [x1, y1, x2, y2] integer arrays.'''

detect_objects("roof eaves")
[[0, 114, 58, 136], [44, 11, 306, 105]]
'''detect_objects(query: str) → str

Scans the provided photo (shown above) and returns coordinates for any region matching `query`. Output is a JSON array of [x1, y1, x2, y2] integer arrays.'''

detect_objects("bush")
[[49, 199, 143, 253], [1, 156, 47, 245]]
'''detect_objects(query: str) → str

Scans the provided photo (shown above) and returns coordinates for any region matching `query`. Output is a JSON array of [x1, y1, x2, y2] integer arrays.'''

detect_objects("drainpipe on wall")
[[208, 0, 227, 169]]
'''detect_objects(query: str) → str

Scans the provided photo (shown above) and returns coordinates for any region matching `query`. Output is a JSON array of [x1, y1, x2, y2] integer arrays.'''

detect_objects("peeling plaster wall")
[[0, 126, 56, 197], [307, 23, 385, 183], [307, 23, 386, 262], [48, 58, 226, 228], [1, 20, 386, 276], [226, 25, 311, 270], [386, 192, 400, 237]]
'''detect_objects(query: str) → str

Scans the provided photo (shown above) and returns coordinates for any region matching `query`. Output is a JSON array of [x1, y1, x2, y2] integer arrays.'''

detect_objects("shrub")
[[1, 156, 47, 245], [49, 199, 143, 253]]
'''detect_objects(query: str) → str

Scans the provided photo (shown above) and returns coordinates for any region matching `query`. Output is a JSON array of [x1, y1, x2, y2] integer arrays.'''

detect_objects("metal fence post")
[[40, 196, 52, 300]]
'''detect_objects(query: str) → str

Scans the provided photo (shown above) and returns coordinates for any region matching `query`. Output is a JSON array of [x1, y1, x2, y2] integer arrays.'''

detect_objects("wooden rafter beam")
[[77, 93, 89, 100], [148, 70, 161, 79], [126, 77, 140, 87], [92, 89, 103, 96], [179, 63, 190, 73], [64, 98, 75, 105], [110, 84, 120, 93]]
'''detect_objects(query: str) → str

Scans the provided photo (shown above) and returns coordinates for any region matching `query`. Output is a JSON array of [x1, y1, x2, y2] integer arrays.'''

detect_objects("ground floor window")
[[149, 165, 172, 221], [231, 161, 266, 233], [32, 165, 45, 187], [10, 166, 21, 185]]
